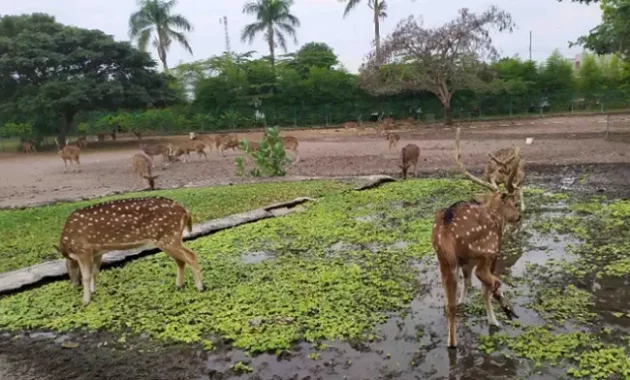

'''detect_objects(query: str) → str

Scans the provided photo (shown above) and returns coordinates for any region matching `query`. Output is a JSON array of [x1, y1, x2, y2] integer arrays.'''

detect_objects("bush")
[[235, 126, 291, 177]]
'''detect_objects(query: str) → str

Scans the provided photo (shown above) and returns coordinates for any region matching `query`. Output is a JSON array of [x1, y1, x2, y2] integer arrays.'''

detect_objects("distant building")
[[573, 54, 583, 70]]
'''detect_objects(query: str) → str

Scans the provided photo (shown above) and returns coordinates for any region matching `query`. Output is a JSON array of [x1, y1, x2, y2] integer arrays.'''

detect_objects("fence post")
[[601, 93, 605, 113], [605, 113, 610, 140], [509, 95, 513, 118], [539, 95, 544, 118], [0, 136, 3, 152], [325, 105, 329, 126], [293, 107, 297, 127]]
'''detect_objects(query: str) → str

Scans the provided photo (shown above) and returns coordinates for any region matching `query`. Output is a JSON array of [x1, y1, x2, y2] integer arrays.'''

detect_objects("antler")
[[505, 146, 521, 193], [455, 128, 499, 192]]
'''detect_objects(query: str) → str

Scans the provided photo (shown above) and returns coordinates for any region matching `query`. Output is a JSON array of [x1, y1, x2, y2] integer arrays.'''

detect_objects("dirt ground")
[[1, 114, 629, 208]]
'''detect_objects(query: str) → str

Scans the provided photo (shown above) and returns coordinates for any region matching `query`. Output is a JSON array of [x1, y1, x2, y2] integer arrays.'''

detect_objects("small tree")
[[360, 7, 515, 125], [235, 126, 291, 177]]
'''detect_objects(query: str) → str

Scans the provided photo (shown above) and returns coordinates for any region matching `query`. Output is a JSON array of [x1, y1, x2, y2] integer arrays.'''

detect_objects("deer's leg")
[[482, 284, 500, 326], [293, 150, 300, 164], [75, 158, 81, 172], [458, 260, 473, 305], [438, 258, 458, 348], [159, 241, 204, 291], [519, 188, 525, 212], [474, 257, 517, 323], [91, 255, 103, 294], [77, 256, 94, 305], [174, 258, 186, 288], [180, 245, 204, 291], [63, 159, 68, 173]]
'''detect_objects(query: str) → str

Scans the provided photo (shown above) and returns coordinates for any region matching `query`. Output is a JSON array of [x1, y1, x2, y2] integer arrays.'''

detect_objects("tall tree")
[[339, 0, 387, 58], [129, 0, 194, 71], [285, 42, 339, 76], [241, 0, 300, 69], [538, 50, 575, 94], [573, 0, 630, 58], [360, 7, 515, 125], [0, 13, 177, 143]]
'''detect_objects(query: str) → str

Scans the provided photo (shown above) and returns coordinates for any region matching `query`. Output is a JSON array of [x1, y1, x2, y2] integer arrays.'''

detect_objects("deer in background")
[[139, 143, 173, 167], [281, 136, 300, 164], [189, 132, 215, 153], [55, 138, 81, 172], [215, 134, 239, 156], [55, 197, 205, 305], [21, 141, 37, 154], [431, 127, 520, 348], [131, 153, 159, 190], [399, 143, 419, 179], [172, 140, 209, 162], [386, 132, 400, 151], [76, 137, 88, 150], [485, 146, 526, 211]]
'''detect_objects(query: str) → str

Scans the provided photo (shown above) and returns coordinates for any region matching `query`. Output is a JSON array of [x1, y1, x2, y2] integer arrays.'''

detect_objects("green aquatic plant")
[[0, 180, 350, 273]]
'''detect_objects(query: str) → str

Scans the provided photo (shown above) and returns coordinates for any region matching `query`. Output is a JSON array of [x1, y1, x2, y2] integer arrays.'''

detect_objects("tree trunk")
[[57, 111, 75, 149], [373, 1, 381, 59], [443, 103, 453, 125], [267, 27, 276, 70], [157, 34, 169, 72]]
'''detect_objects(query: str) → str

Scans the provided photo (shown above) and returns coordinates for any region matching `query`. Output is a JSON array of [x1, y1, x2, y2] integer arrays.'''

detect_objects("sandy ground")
[[1, 114, 629, 208]]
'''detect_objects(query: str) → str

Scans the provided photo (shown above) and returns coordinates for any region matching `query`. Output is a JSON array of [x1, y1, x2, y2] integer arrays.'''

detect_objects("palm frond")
[[342, 0, 363, 18], [274, 28, 288, 53], [243, 1, 262, 16], [167, 14, 193, 32], [137, 28, 154, 51], [241, 22, 266, 43], [168, 30, 193, 55], [277, 13, 301, 27], [276, 22, 298, 44]]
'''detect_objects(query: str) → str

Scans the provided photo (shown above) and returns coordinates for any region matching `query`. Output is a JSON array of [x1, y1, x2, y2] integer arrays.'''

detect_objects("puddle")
[[241, 251, 273, 264]]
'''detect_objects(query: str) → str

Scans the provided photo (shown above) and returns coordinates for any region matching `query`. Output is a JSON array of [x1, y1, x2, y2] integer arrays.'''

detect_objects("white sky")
[[3, 0, 602, 73]]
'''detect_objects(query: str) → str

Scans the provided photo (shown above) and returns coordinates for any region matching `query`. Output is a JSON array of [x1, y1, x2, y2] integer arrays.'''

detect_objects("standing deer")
[[485, 146, 526, 211], [386, 132, 400, 151], [172, 140, 208, 162], [139, 143, 173, 167], [55, 197, 205, 305], [190, 132, 215, 153], [55, 138, 81, 172], [131, 153, 159, 189], [21, 141, 37, 154], [432, 127, 520, 348], [216, 134, 239, 156], [281, 136, 300, 164], [399, 143, 419, 179]]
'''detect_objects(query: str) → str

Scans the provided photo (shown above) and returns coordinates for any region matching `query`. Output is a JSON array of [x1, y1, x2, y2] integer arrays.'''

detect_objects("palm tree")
[[129, 0, 194, 71], [241, 0, 300, 68], [340, 0, 387, 58]]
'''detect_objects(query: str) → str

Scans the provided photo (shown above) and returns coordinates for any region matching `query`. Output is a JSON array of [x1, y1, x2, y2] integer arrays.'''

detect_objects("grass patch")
[[0, 179, 478, 354], [0, 180, 350, 273]]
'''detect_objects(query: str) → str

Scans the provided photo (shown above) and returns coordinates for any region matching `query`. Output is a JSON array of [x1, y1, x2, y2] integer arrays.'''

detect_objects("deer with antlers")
[[55, 138, 81, 172], [55, 197, 204, 305], [485, 146, 526, 211], [431, 127, 521, 348]]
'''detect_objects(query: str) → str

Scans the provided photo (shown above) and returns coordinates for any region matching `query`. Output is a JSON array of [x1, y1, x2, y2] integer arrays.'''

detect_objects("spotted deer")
[[189, 132, 215, 153], [55, 138, 81, 173], [281, 136, 300, 164], [131, 153, 159, 189], [55, 197, 204, 305], [215, 134, 239, 156], [399, 143, 419, 179], [172, 140, 208, 162], [139, 143, 173, 167], [386, 132, 400, 151], [431, 127, 521, 348], [485, 146, 526, 211]]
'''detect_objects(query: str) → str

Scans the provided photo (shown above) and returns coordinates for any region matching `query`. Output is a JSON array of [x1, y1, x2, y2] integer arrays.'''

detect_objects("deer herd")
[[48, 120, 527, 350]]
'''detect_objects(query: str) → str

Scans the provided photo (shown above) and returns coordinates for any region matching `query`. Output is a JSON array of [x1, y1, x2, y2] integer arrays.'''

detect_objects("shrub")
[[235, 126, 291, 177]]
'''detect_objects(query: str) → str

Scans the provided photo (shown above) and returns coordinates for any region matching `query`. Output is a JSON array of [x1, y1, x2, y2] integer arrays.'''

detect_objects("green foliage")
[[0, 180, 350, 273], [0, 122, 33, 139], [230, 361, 254, 374], [574, 0, 630, 58], [285, 42, 339, 75], [526, 284, 596, 324], [0, 13, 177, 139], [480, 327, 630, 379], [0, 179, 477, 354], [237, 126, 291, 177]]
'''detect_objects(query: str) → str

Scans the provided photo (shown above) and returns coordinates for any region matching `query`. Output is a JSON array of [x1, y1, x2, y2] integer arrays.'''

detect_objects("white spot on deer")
[[63, 236, 69, 241], [463, 216, 468, 220], [466, 231, 470, 236]]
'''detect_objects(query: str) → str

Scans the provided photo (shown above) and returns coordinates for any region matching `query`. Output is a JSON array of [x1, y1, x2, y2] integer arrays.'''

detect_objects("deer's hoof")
[[502, 305, 519, 320]]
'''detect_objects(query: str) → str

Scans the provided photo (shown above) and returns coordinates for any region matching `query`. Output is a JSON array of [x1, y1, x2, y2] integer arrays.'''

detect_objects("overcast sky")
[[4, 0, 602, 73]]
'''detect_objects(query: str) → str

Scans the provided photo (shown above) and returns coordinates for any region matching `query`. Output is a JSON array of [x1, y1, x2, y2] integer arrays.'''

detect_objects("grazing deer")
[[240, 140, 259, 153], [399, 143, 419, 179], [431, 127, 520, 348], [386, 132, 400, 151], [21, 141, 36, 154], [131, 153, 159, 190], [55, 138, 81, 172], [216, 134, 239, 156], [55, 197, 204, 305], [485, 147, 526, 211], [343, 121, 359, 129], [139, 143, 173, 167], [281, 136, 300, 164], [189, 132, 215, 152], [172, 140, 208, 162]]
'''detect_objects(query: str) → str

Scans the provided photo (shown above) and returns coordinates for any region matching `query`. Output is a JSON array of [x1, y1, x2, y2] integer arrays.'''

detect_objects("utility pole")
[[220, 16, 231, 54], [529, 30, 532, 61]]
